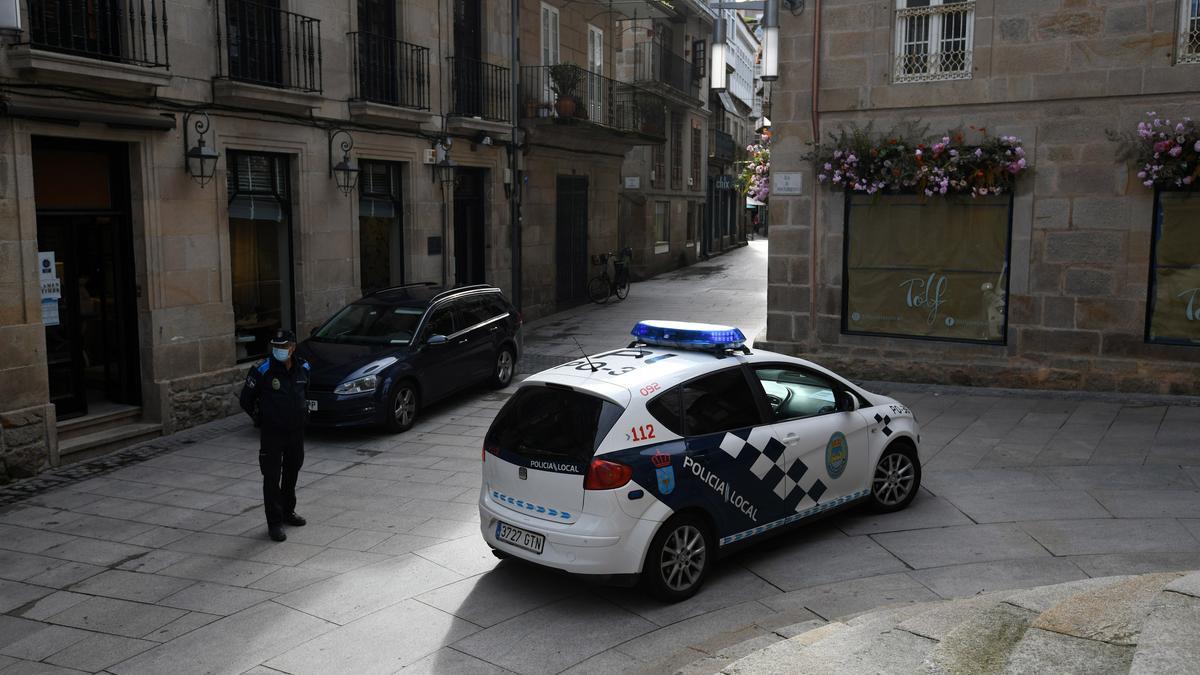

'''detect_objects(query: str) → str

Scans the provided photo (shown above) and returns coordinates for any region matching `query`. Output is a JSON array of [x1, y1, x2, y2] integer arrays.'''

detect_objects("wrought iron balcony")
[[630, 40, 699, 99], [521, 64, 664, 137], [23, 0, 169, 68], [349, 32, 430, 110], [447, 57, 510, 123], [712, 129, 735, 164], [217, 0, 321, 93]]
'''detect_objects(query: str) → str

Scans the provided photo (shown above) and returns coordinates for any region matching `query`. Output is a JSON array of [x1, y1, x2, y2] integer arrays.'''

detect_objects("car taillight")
[[584, 458, 633, 490], [517, 311, 524, 326], [483, 443, 500, 462]]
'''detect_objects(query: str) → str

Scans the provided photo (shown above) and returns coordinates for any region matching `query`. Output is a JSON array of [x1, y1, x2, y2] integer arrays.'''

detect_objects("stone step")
[[57, 421, 162, 463], [668, 620, 827, 675], [919, 601, 1036, 675], [899, 590, 1017, 642], [1003, 575, 1134, 615], [1129, 573, 1200, 674], [56, 404, 141, 441], [1000, 627, 1134, 674], [1028, 572, 1183, 647]]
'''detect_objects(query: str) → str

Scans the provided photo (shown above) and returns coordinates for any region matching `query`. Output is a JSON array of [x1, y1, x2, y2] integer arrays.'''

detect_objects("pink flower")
[[1169, 145, 1183, 158], [1144, 180, 1154, 187], [974, 148, 984, 158], [1154, 141, 1170, 153], [1185, 177, 1195, 185], [1195, 140, 1200, 152]]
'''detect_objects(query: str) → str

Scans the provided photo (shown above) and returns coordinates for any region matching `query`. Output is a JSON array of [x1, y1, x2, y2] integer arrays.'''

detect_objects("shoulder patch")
[[302, 361, 310, 370], [256, 360, 270, 374]]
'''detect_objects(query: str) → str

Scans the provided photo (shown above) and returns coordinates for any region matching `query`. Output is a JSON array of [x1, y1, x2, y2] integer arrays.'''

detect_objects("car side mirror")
[[837, 391, 858, 412], [426, 334, 448, 347]]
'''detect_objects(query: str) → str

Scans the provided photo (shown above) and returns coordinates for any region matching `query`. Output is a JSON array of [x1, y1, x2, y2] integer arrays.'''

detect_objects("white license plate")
[[495, 521, 544, 555], [306, 400, 318, 411]]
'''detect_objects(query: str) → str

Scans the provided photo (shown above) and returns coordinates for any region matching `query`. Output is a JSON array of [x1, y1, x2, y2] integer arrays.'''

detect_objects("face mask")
[[272, 347, 290, 362]]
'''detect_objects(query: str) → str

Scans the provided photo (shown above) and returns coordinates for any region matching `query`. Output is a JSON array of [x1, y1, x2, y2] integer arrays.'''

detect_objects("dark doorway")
[[451, 0, 483, 116], [556, 175, 589, 305], [33, 139, 141, 421], [453, 168, 487, 286]]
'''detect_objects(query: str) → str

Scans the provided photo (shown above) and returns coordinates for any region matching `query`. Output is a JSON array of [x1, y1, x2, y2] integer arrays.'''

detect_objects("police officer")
[[239, 329, 310, 542]]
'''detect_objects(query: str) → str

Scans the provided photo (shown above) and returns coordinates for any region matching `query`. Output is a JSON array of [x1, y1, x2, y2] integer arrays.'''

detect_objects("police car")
[[479, 321, 921, 601]]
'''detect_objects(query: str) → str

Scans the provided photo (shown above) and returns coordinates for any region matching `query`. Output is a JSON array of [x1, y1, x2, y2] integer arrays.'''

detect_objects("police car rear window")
[[488, 387, 623, 464]]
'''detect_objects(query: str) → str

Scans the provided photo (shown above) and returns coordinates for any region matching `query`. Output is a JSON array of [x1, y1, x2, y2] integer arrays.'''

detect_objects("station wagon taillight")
[[584, 458, 633, 490]]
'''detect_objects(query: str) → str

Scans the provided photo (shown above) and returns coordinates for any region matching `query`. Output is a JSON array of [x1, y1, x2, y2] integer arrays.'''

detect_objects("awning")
[[756, 116, 772, 131], [746, 196, 766, 207]]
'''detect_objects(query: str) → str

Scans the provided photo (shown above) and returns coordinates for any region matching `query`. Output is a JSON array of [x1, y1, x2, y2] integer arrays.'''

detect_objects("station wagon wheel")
[[385, 381, 419, 433], [869, 444, 921, 513], [490, 347, 515, 389], [643, 514, 712, 602]]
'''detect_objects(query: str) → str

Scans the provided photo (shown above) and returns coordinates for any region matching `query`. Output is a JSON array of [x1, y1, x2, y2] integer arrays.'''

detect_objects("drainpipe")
[[809, 0, 821, 346], [509, 0, 523, 310]]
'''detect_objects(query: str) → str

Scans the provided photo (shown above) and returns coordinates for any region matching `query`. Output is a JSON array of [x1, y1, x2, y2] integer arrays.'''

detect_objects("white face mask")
[[271, 347, 291, 362]]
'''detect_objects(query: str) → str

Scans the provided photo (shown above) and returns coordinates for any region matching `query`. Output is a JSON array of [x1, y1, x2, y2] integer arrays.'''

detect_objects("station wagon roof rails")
[[628, 320, 753, 358], [368, 281, 437, 296], [429, 284, 494, 304]]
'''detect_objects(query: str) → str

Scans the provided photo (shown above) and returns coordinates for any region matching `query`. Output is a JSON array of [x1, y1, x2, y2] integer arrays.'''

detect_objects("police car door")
[[748, 365, 871, 512]]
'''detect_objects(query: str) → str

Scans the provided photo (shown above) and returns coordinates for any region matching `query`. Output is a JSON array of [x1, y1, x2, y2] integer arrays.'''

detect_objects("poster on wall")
[[39, 251, 61, 327], [843, 195, 1012, 343]]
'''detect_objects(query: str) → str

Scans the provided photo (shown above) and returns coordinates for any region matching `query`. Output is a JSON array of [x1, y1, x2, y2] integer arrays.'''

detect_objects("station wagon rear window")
[[488, 386, 624, 465]]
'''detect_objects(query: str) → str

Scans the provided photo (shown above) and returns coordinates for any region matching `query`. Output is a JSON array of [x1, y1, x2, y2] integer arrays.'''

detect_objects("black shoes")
[[268, 525, 287, 542], [284, 512, 307, 527]]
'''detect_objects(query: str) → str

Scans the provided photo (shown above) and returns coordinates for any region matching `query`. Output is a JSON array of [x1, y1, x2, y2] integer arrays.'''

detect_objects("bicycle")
[[588, 247, 632, 304]]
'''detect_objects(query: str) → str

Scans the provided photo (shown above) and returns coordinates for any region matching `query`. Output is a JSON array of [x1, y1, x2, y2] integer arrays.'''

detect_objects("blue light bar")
[[631, 320, 746, 351]]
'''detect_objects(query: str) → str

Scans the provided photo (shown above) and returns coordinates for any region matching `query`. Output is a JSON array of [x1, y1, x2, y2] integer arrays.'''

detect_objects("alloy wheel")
[[394, 388, 416, 427], [659, 524, 706, 592], [496, 350, 513, 385], [873, 452, 915, 506]]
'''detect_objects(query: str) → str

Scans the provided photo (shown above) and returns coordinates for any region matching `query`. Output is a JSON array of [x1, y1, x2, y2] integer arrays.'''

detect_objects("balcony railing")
[[349, 32, 430, 110], [712, 129, 735, 164], [447, 57, 510, 123], [631, 40, 699, 99], [521, 64, 662, 135], [217, 0, 321, 93], [24, 0, 169, 68]]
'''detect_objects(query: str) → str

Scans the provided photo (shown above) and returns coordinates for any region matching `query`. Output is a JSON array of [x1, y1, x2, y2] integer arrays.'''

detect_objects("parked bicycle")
[[589, 247, 632, 304]]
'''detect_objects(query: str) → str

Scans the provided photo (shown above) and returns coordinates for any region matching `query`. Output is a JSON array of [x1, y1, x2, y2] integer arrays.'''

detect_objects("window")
[[692, 40, 706, 78], [541, 3, 560, 66], [488, 387, 624, 467], [228, 152, 293, 362], [655, 200, 670, 252], [359, 160, 404, 295], [680, 368, 763, 436], [1147, 190, 1200, 345], [843, 194, 1012, 343], [893, 0, 975, 83], [652, 142, 666, 189], [313, 304, 423, 346], [686, 202, 698, 245], [1181, 0, 1200, 64], [671, 114, 684, 190], [690, 123, 702, 191], [425, 307, 455, 337], [754, 367, 841, 422]]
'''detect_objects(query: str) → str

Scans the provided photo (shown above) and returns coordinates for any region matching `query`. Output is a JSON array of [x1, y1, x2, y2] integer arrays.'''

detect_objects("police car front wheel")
[[870, 444, 920, 513], [643, 514, 712, 602]]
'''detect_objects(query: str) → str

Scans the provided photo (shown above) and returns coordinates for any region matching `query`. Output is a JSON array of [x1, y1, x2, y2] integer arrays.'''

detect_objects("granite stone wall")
[[0, 405, 54, 483]]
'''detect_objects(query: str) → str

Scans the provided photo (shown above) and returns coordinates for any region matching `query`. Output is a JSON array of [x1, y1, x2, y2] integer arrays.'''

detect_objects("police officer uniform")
[[239, 329, 309, 542]]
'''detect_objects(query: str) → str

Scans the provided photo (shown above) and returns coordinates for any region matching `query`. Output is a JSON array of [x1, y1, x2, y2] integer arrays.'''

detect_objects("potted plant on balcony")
[[548, 63, 582, 118]]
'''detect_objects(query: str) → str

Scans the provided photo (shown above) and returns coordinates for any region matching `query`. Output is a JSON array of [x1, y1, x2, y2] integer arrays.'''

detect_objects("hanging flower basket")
[[804, 123, 1029, 198], [1109, 112, 1200, 190], [737, 132, 771, 203]]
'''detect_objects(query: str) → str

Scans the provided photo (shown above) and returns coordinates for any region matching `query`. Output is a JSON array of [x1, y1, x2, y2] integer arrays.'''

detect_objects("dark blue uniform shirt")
[[239, 357, 311, 430]]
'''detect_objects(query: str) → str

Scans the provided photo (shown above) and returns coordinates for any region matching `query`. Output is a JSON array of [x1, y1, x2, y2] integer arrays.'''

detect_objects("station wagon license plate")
[[306, 400, 318, 411], [495, 521, 544, 555]]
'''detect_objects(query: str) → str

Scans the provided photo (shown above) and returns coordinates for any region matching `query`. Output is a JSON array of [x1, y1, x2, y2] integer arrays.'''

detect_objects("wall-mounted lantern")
[[183, 110, 219, 188], [710, 12, 727, 91], [328, 128, 360, 195], [761, 0, 780, 82]]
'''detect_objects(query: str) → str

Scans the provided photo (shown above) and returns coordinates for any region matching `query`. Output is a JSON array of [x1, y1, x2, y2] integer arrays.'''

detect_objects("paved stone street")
[[2, 239, 1200, 674]]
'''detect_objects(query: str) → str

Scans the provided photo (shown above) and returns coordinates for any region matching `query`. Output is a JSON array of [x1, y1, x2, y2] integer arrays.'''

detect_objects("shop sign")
[[39, 251, 61, 327]]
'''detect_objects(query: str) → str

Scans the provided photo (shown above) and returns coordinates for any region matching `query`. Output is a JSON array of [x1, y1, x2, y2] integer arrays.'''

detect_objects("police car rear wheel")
[[644, 515, 711, 601], [870, 445, 920, 513], [386, 383, 418, 433]]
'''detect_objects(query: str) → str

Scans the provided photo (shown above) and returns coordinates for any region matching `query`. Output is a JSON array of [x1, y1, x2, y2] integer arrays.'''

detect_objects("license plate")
[[495, 521, 544, 555], [306, 400, 318, 411]]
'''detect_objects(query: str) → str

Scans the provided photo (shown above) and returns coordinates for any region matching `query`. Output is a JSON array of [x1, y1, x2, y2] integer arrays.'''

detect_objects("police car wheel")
[[869, 444, 921, 513], [490, 348, 515, 389], [643, 514, 712, 602], [386, 382, 419, 433]]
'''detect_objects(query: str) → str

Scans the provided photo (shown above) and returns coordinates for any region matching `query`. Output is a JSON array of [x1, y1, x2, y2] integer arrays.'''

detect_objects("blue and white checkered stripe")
[[718, 489, 872, 546]]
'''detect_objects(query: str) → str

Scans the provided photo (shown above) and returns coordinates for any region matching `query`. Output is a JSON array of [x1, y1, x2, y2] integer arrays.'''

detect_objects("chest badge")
[[518, 467, 528, 480], [652, 452, 675, 495], [271, 378, 281, 390]]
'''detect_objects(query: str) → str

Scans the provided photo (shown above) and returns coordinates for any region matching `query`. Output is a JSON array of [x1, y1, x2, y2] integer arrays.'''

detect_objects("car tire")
[[869, 442, 921, 513], [490, 347, 516, 389], [642, 513, 713, 603], [385, 381, 419, 433]]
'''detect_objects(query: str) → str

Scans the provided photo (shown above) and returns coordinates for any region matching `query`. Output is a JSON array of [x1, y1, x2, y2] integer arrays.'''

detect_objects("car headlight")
[[335, 375, 378, 395]]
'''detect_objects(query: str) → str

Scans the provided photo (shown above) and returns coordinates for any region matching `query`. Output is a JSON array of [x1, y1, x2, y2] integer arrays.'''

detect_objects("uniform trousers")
[[259, 426, 305, 526]]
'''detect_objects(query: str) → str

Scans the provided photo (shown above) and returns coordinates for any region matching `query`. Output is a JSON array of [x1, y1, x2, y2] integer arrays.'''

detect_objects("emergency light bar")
[[631, 320, 747, 351]]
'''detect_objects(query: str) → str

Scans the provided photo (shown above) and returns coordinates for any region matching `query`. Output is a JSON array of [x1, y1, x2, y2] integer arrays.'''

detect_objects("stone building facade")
[[763, 0, 1200, 395]]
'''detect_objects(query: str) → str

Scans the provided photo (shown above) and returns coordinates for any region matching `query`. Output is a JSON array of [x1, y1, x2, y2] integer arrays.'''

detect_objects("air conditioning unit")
[[0, 0, 20, 32]]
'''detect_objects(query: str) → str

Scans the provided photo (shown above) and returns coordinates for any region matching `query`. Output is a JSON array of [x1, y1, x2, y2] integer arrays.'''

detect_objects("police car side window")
[[680, 369, 763, 436], [754, 366, 840, 421], [647, 387, 685, 436]]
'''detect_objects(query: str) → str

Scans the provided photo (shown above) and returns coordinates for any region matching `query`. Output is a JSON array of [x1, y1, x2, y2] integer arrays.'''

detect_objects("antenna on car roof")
[[572, 338, 599, 373]]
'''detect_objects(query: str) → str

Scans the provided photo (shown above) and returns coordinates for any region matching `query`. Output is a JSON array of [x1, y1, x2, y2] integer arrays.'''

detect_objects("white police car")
[[479, 321, 921, 601]]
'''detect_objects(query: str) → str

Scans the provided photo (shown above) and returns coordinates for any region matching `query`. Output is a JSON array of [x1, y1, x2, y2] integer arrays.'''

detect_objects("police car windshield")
[[312, 304, 424, 345], [488, 386, 623, 464]]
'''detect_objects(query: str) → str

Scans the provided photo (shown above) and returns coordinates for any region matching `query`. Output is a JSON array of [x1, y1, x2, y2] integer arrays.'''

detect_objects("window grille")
[[893, 0, 974, 83], [1181, 0, 1200, 64]]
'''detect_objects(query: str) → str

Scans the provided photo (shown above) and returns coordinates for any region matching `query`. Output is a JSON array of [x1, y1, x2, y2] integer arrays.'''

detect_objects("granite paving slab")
[[414, 563, 578, 628], [1020, 518, 1200, 556], [46, 596, 187, 639], [910, 558, 1090, 599], [872, 523, 1049, 569]]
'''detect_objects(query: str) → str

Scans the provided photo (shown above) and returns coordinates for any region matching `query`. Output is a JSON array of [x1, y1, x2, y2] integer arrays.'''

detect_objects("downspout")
[[510, 0, 523, 311], [809, 0, 821, 346]]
